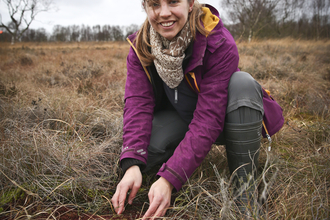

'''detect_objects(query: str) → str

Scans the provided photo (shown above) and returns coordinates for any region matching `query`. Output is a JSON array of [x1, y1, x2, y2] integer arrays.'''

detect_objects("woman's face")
[[145, 0, 194, 40]]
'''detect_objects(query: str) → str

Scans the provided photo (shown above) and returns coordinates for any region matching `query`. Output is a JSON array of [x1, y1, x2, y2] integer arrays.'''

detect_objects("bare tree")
[[278, 0, 305, 22], [125, 24, 139, 39], [93, 25, 101, 41], [310, 0, 330, 39], [102, 25, 111, 41], [272, 0, 306, 36], [222, 0, 281, 42], [111, 25, 124, 41], [0, 0, 53, 44], [69, 25, 80, 42]]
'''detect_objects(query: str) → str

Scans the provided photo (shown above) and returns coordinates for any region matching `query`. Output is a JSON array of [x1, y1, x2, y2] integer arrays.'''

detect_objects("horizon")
[[0, 0, 223, 34]]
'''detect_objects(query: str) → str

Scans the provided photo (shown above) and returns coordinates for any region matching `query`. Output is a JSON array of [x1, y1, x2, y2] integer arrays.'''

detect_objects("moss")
[[87, 188, 95, 198], [0, 188, 26, 211]]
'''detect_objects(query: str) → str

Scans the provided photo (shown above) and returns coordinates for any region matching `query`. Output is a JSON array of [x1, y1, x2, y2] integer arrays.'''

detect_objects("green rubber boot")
[[225, 119, 262, 217]]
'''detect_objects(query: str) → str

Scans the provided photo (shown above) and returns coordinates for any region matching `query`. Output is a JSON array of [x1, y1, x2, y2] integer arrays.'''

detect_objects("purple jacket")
[[121, 5, 284, 191]]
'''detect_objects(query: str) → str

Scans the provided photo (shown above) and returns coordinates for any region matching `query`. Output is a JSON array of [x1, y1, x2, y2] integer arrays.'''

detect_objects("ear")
[[189, 0, 194, 12]]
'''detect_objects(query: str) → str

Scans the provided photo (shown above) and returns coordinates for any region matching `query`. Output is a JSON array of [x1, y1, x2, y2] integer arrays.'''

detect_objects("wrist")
[[121, 158, 145, 174], [126, 165, 141, 173], [160, 177, 174, 191]]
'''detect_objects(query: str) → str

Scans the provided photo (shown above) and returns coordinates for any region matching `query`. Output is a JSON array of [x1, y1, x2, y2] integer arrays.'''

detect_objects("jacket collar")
[[184, 4, 224, 74], [202, 5, 226, 53]]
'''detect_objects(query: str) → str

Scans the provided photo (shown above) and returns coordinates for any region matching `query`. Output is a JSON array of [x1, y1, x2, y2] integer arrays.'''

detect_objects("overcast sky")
[[0, 0, 224, 33]]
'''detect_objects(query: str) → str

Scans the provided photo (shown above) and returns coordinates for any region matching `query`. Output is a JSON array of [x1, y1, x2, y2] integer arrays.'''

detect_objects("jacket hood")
[[201, 4, 220, 34]]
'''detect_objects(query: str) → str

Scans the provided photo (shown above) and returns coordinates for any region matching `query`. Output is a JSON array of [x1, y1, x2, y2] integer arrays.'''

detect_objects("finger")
[[116, 186, 129, 214], [162, 210, 167, 217], [128, 183, 140, 205], [111, 188, 120, 213], [153, 200, 169, 218], [112, 189, 124, 214], [161, 208, 167, 217], [148, 190, 154, 206], [143, 198, 161, 219]]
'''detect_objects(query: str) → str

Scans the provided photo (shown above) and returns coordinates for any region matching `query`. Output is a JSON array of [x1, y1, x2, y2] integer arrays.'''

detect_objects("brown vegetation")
[[0, 39, 329, 219]]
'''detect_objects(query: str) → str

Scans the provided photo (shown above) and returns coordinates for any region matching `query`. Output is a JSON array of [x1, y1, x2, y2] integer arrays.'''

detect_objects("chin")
[[164, 36, 174, 40], [161, 32, 178, 41]]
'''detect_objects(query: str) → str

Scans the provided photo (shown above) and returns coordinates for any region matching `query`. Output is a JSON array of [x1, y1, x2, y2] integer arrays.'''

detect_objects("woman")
[[111, 0, 284, 218]]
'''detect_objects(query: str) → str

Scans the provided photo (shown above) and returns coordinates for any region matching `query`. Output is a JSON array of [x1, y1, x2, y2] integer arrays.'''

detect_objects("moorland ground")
[[0, 39, 329, 219]]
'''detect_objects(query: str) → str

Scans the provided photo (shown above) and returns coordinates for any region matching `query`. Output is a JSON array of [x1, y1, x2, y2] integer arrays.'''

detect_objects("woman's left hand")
[[142, 177, 174, 219]]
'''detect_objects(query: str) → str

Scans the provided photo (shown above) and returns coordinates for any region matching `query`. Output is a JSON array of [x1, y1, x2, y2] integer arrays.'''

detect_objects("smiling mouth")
[[160, 22, 174, 27]]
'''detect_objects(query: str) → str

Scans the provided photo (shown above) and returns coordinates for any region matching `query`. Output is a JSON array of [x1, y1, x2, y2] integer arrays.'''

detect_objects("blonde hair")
[[135, 0, 209, 67]]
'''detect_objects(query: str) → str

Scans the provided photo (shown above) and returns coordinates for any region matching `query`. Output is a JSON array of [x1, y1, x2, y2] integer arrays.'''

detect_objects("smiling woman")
[[110, 0, 284, 219], [145, 0, 193, 40]]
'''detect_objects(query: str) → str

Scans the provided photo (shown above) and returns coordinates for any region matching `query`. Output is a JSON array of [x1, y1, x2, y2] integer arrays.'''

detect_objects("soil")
[[41, 205, 145, 220], [33, 207, 142, 220], [1, 204, 146, 220]]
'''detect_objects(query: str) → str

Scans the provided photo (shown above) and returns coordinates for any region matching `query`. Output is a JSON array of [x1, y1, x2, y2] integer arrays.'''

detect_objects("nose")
[[159, 3, 171, 18]]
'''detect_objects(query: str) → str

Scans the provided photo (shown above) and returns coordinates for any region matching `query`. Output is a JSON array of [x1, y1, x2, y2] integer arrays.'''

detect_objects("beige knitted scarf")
[[150, 22, 193, 89]]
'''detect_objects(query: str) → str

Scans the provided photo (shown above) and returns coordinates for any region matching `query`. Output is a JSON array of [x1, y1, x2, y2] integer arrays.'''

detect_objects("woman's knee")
[[226, 71, 264, 115], [228, 71, 262, 99]]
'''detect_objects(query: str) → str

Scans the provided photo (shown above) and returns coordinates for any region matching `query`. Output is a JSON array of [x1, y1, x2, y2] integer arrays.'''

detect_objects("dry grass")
[[0, 39, 329, 219]]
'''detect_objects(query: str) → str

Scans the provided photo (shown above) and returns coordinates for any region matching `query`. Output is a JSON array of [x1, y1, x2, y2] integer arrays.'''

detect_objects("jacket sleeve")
[[157, 36, 239, 191], [120, 46, 155, 167]]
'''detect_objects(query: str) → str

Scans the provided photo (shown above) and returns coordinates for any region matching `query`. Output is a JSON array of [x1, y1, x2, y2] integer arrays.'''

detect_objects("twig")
[[102, 195, 115, 214], [46, 177, 74, 198]]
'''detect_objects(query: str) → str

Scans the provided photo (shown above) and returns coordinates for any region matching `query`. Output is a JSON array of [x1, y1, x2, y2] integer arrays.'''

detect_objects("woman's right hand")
[[111, 165, 142, 214]]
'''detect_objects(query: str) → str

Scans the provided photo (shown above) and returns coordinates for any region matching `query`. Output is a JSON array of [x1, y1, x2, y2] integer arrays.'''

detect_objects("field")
[[0, 39, 329, 219]]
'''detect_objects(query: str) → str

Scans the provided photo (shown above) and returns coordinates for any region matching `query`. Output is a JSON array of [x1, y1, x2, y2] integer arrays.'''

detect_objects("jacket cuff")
[[121, 158, 146, 174], [157, 163, 187, 192]]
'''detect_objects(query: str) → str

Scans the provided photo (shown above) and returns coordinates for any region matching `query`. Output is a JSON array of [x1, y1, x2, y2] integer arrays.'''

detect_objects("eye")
[[149, 0, 160, 7], [169, 0, 178, 4]]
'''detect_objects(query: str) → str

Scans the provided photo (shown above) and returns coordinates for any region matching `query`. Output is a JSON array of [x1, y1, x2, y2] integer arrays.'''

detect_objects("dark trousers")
[[145, 71, 264, 173]]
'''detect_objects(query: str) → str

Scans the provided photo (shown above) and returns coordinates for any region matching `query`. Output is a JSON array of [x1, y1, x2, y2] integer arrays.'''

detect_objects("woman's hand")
[[142, 177, 174, 219], [111, 165, 142, 214]]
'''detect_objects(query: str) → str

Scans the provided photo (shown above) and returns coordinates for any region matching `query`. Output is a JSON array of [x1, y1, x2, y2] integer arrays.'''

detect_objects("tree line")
[[222, 0, 330, 41], [0, 24, 140, 42], [1, 0, 329, 43]]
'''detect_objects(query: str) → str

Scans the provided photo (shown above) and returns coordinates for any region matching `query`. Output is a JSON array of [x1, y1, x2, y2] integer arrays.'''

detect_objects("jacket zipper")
[[174, 87, 178, 104]]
